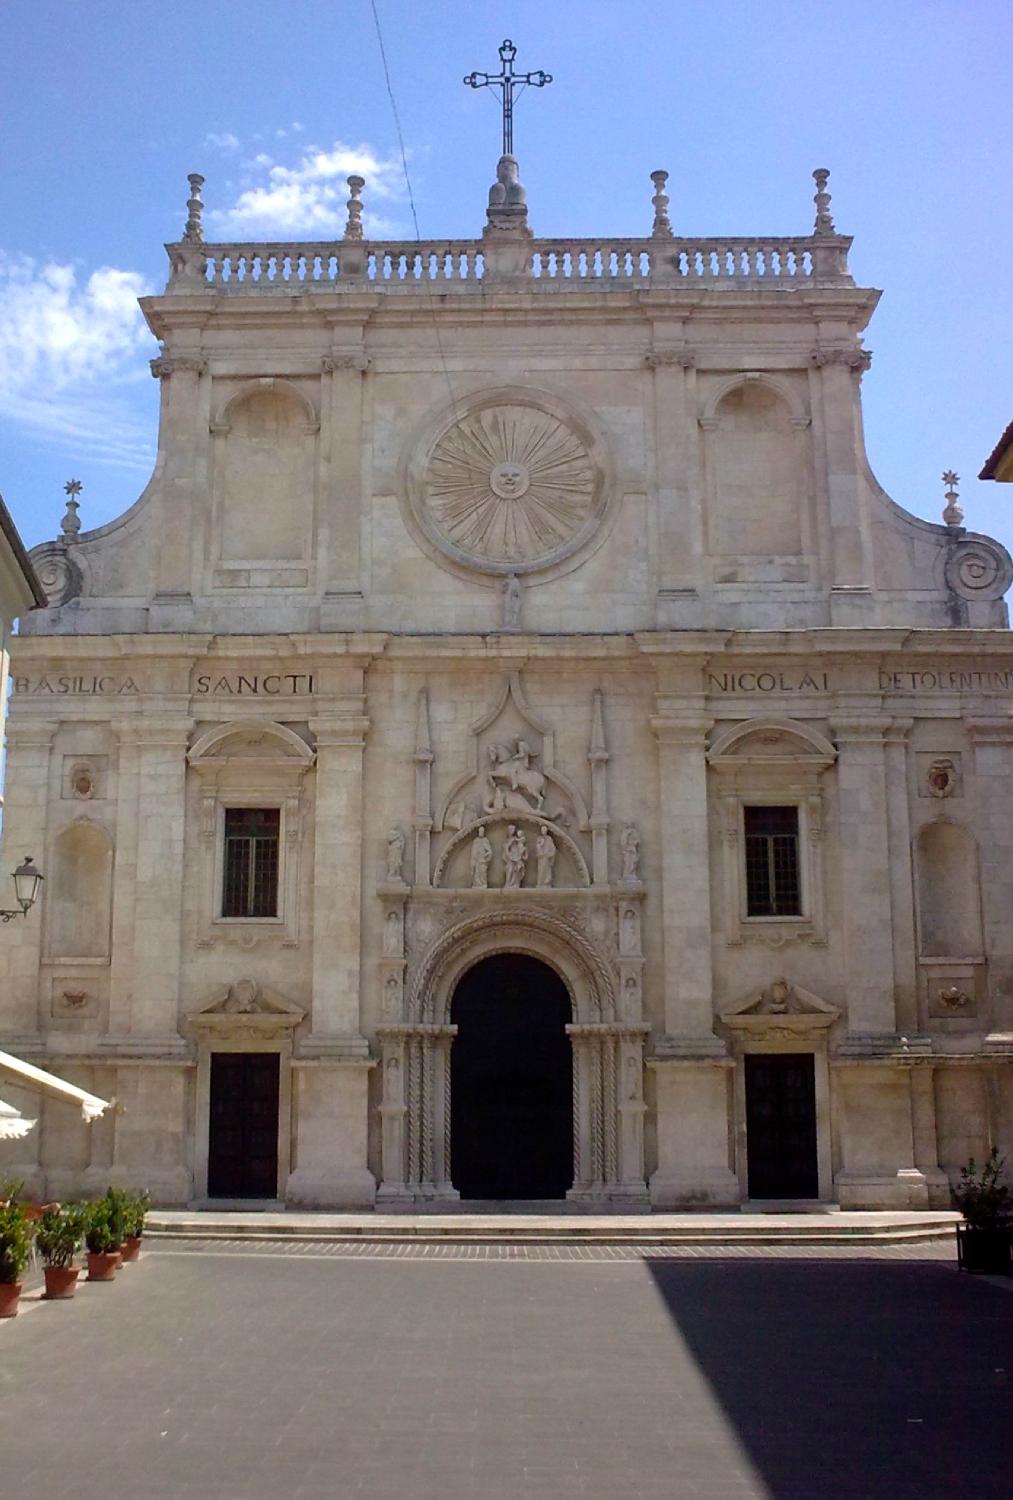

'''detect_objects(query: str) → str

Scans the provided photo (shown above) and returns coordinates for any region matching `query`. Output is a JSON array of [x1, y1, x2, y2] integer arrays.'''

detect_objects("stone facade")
[[2, 161, 1012, 1209]]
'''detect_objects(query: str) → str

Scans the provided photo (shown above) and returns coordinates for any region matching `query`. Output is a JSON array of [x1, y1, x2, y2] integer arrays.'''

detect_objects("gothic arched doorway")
[[450, 954, 573, 1200]]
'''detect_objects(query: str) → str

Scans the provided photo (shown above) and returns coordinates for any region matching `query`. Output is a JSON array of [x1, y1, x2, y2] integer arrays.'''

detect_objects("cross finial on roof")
[[464, 39, 552, 157]]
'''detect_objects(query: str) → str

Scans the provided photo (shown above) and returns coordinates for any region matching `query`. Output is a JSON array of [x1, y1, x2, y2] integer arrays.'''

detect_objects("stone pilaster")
[[968, 719, 1013, 1042], [108, 722, 141, 1037], [126, 719, 192, 1040], [910, 1065, 950, 1207], [883, 718, 918, 1036], [649, 711, 723, 1052], [306, 710, 370, 1050], [809, 353, 870, 612], [0, 721, 57, 1041], [149, 356, 208, 616], [320, 350, 367, 623], [830, 717, 897, 1040]]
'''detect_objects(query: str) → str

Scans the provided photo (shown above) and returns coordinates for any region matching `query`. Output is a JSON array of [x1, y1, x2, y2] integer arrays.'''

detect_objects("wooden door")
[[208, 1052, 280, 1199], [744, 1052, 819, 1200]]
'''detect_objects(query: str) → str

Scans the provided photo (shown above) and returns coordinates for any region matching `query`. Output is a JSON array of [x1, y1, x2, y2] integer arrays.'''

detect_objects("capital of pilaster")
[[649, 715, 713, 748], [3, 720, 59, 747], [134, 717, 195, 749], [965, 717, 1013, 745], [828, 716, 890, 746], [150, 354, 208, 379], [882, 717, 915, 744], [310, 715, 371, 750]]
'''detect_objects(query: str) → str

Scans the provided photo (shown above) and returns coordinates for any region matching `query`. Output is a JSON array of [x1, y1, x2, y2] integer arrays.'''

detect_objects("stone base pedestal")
[[285, 1167, 376, 1209], [835, 1167, 932, 1210], [649, 1166, 741, 1209]]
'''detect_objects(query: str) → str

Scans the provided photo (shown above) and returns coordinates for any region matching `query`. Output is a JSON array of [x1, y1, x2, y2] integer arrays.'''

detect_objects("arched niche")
[[210, 381, 317, 573], [701, 375, 809, 559], [915, 821, 983, 958], [46, 820, 114, 960]]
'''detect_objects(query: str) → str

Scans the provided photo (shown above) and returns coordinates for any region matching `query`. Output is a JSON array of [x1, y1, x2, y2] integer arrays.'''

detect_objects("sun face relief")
[[419, 402, 601, 571]]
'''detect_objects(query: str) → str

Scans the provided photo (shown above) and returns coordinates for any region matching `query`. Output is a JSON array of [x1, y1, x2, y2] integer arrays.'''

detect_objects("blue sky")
[[1, 0, 1010, 554]]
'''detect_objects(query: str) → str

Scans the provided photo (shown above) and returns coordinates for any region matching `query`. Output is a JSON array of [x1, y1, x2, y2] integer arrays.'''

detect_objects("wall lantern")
[[1, 856, 44, 922]]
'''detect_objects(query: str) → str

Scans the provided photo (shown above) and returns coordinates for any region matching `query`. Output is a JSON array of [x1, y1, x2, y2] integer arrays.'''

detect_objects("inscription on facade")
[[192, 673, 315, 696], [13, 675, 138, 695], [877, 668, 1013, 692], [706, 670, 830, 693]]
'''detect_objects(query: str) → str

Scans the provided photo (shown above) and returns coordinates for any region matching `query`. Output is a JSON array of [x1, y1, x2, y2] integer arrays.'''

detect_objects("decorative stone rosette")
[[404, 389, 610, 577]]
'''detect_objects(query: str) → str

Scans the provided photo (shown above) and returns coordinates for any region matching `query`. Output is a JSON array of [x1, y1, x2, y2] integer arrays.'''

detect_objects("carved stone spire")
[[650, 170, 673, 238], [942, 470, 964, 528], [812, 168, 835, 236], [61, 479, 82, 543], [183, 173, 205, 243], [344, 175, 365, 240]]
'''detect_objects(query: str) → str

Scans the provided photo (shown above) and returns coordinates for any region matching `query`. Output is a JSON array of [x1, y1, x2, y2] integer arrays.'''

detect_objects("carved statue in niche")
[[386, 826, 406, 882], [384, 910, 402, 956], [503, 825, 528, 889], [501, 572, 522, 631], [535, 825, 557, 888], [470, 825, 493, 889], [625, 1056, 641, 1101], [482, 738, 549, 816], [384, 976, 400, 1018], [620, 824, 641, 882]]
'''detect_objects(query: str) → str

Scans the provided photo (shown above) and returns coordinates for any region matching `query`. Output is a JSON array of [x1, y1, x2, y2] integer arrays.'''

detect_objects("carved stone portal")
[[377, 900, 648, 1205]]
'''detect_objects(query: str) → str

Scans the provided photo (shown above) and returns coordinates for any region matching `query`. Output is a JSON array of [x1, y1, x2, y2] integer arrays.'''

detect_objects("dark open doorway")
[[450, 953, 573, 1200], [744, 1052, 819, 1199], [208, 1052, 280, 1199]]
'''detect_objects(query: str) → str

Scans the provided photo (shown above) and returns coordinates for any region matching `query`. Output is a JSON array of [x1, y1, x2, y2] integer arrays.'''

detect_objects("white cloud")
[[204, 130, 241, 154], [0, 254, 155, 470], [210, 140, 408, 237]]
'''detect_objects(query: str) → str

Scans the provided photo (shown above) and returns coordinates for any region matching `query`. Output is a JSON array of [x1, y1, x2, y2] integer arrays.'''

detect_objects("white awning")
[[0, 1095, 36, 1140], [0, 1051, 111, 1123]]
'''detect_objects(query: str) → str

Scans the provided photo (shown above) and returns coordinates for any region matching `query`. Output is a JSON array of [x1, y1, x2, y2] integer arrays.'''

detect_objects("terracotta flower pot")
[[86, 1250, 119, 1282], [43, 1265, 80, 1300], [0, 1281, 23, 1317], [112, 1249, 124, 1269], [120, 1236, 142, 1263]]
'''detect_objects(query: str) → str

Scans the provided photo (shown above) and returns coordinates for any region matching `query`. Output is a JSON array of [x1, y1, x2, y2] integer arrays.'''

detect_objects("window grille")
[[743, 805, 801, 916], [222, 808, 280, 918]]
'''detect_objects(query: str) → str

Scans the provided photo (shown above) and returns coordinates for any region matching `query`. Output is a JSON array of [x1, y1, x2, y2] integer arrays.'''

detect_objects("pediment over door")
[[188, 978, 305, 1038], [719, 977, 840, 1036]]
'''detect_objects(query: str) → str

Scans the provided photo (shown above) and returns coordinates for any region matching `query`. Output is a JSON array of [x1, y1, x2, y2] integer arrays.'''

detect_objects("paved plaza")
[[1, 1242, 1009, 1500]]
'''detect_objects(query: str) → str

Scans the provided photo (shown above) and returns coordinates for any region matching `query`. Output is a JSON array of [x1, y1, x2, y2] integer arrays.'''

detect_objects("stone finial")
[[183, 173, 205, 243], [487, 154, 528, 232], [344, 175, 365, 241], [650, 170, 673, 238], [61, 479, 82, 542], [812, 168, 835, 236], [942, 469, 964, 528]]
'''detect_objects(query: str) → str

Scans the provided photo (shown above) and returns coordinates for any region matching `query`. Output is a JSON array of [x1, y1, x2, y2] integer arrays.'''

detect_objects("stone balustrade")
[[165, 233, 852, 292]]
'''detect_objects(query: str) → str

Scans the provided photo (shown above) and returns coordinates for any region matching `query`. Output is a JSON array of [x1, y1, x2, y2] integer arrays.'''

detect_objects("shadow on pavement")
[[645, 1258, 1011, 1500]]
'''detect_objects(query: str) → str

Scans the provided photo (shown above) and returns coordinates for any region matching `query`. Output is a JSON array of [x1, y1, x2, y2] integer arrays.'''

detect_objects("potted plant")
[[35, 1204, 87, 1299], [120, 1190, 150, 1262], [953, 1149, 1012, 1274], [84, 1198, 120, 1281], [0, 1199, 34, 1317]]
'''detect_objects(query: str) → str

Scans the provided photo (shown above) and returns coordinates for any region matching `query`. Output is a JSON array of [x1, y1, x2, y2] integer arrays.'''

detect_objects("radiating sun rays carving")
[[421, 404, 600, 571]]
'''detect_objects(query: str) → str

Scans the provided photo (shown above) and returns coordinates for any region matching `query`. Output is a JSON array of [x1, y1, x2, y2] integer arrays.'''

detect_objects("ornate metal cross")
[[463, 39, 552, 157]]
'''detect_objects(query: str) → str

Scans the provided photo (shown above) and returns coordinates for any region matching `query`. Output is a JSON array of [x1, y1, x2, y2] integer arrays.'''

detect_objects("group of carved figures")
[[468, 822, 557, 889], [387, 818, 641, 888]]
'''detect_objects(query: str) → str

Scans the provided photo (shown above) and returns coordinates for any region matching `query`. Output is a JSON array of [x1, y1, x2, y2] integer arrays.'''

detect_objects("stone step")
[[147, 1209, 959, 1247]]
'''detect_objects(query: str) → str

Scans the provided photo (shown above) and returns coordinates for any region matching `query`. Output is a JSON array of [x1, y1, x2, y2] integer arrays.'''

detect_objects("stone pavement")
[[0, 1244, 1009, 1500]]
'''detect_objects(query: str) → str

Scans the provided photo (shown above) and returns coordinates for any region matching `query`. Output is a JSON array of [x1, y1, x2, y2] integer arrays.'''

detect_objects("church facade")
[[2, 155, 1012, 1210]]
